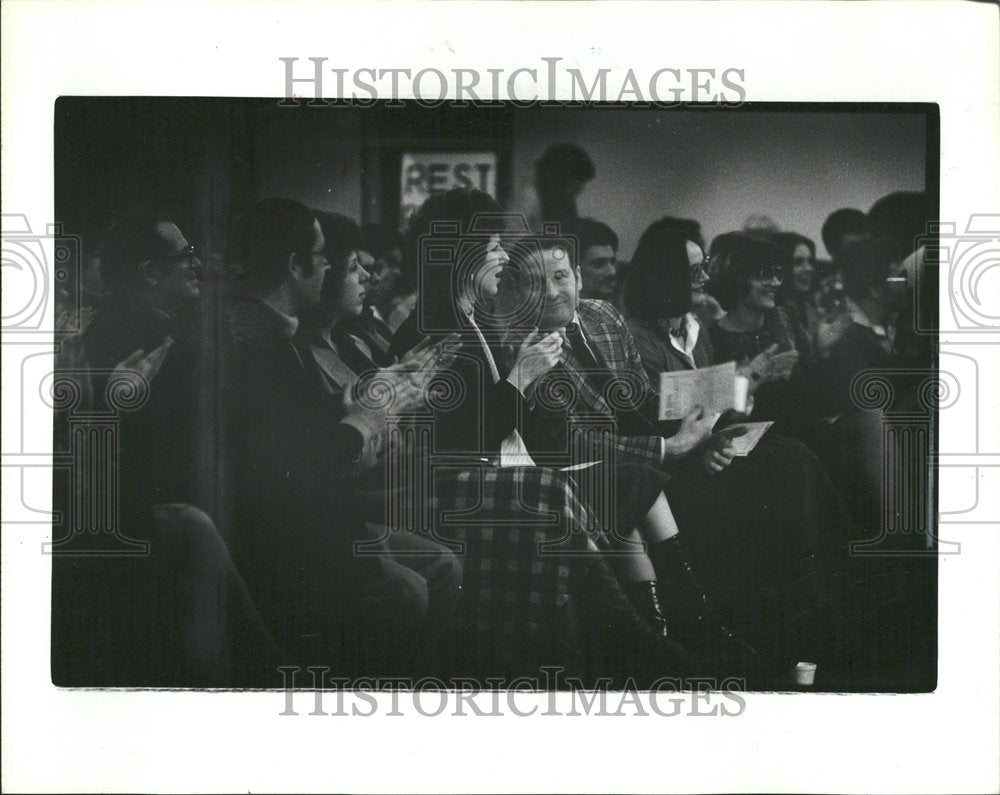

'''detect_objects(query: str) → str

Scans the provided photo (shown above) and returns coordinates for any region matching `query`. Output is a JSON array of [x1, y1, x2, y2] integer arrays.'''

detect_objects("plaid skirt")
[[359, 462, 608, 673]]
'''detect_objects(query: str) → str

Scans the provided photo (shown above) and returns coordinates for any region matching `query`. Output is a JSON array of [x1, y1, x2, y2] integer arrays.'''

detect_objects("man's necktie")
[[564, 322, 615, 395]]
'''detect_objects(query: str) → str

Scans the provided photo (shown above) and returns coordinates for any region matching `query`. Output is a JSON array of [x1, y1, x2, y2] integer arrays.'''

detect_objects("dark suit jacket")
[[81, 297, 203, 511], [627, 315, 715, 378], [219, 294, 382, 654], [423, 314, 526, 457]]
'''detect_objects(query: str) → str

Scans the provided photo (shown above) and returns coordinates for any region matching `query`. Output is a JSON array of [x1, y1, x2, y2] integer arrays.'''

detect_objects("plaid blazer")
[[522, 299, 664, 469]]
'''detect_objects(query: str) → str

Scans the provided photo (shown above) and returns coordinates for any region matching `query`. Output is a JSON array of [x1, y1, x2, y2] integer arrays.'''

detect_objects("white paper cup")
[[794, 661, 818, 686]]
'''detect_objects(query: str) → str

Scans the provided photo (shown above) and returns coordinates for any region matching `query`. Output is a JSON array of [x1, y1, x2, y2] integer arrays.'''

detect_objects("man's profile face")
[[149, 221, 201, 305], [299, 219, 329, 309], [365, 247, 402, 306], [579, 243, 617, 300]]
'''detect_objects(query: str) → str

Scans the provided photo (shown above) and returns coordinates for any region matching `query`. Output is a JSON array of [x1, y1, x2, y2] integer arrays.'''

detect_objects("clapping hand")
[[112, 337, 175, 387], [350, 333, 460, 417], [740, 343, 798, 387]]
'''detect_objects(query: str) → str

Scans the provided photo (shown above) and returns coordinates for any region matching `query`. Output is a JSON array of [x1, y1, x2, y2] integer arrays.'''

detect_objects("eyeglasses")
[[155, 245, 201, 275], [690, 257, 710, 282]]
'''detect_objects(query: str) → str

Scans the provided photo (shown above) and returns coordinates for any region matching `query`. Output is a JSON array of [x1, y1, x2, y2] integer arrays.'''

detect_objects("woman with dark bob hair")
[[623, 219, 861, 677]]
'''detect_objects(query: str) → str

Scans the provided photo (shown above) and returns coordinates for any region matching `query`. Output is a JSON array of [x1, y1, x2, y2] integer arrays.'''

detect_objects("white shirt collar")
[[667, 312, 700, 362]]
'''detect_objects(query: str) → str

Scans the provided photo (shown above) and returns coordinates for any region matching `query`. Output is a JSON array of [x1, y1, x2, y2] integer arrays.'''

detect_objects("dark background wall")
[[55, 100, 929, 265]]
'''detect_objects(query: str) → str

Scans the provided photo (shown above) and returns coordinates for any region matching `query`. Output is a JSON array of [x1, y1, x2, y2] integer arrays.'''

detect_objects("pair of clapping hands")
[[343, 328, 566, 422], [341, 333, 462, 420], [54, 332, 176, 413], [738, 343, 799, 391]]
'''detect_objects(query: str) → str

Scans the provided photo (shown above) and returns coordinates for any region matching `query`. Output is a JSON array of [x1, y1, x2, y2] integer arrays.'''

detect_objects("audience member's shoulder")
[[579, 298, 627, 326], [624, 316, 659, 346]]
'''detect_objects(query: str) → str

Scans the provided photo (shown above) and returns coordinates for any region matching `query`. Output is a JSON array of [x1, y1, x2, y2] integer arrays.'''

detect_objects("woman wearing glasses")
[[622, 219, 859, 683], [704, 232, 810, 434]]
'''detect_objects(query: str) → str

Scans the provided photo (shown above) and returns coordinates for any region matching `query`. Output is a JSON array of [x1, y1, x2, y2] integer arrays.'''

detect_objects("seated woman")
[[772, 231, 822, 358], [705, 231, 809, 436], [623, 219, 858, 674], [407, 189, 757, 672], [299, 189, 755, 683]]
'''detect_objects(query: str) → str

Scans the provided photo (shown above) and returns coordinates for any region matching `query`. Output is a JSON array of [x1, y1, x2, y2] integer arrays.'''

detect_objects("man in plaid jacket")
[[501, 239, 717, 471]]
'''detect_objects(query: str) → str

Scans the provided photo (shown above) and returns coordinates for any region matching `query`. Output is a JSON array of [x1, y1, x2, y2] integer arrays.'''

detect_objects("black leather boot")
[[650, 537, 762, 671], [585, 559, 705, 686], [624, 580, 671, 639]]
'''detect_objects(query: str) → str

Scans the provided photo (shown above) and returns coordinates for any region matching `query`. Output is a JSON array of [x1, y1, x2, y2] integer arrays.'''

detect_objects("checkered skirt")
[[360, 462, 607, 668]]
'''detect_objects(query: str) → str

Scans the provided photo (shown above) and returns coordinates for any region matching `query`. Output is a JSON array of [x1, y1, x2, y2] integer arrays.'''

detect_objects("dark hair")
[[98, 214, 176, 293], [360, 223, 404, 261], [840, 236, 899, 301], [237, 199, 318, 293], [624, 219, 698, 322], [405, 187, 506, 332], [708, 231, 742, 263], [772, 232, 816, 300], [821, 208, 868, 258], [708, 232, 781, 311], [534, 143, 595, 187], [648, 216, 704, 251], [564, 217, 619, 255], [314, 211, 361, 305], [867, 192, 929, 262]]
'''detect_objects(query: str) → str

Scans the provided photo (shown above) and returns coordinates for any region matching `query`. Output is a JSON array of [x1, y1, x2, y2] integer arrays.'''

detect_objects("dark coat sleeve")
[[429, 340, 526, 455]]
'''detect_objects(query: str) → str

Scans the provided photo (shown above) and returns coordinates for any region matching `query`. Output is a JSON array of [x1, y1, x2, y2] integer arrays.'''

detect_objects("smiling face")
[[686, 239, 709, 301], [579, 243, 618, 300], [742, 269, 782, 311], [790, 243, 815, 294], [538, 246, 579, 330]]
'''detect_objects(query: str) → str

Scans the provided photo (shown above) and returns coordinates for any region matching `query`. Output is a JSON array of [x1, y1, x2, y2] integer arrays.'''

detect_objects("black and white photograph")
[[3, 2, 998, 793], [48, 98, 940, 693]]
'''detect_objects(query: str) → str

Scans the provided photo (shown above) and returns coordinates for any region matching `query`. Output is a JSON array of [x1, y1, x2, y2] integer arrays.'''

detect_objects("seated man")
[[497, 237, 852, 675], [219, 198, 461, 675], [566, 217, 621, 307], [82, 214, 205, 514]]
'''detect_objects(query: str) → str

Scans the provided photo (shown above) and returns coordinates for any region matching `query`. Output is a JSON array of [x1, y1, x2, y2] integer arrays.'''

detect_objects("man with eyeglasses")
[[83, 215, 206, 510], [220, 198, 462, 676]]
